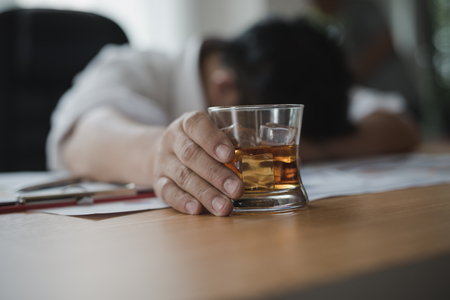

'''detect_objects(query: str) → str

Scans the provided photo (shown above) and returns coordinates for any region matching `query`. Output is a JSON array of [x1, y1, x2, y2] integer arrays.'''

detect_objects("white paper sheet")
[[34, 197, 170, 215], [301, 154, 450, 201], [0, 172, 59, 201]]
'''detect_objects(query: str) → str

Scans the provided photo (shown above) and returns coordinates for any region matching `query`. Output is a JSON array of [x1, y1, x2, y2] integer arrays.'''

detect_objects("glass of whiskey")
[[208, 104, 308, 213]]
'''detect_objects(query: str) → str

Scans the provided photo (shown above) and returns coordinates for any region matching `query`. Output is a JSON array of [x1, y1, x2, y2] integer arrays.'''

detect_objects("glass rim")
[[207, 104, 304, 113]]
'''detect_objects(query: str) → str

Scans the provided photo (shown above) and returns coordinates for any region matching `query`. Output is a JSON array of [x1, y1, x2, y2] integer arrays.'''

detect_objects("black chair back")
[[0, 8, 129, 171]]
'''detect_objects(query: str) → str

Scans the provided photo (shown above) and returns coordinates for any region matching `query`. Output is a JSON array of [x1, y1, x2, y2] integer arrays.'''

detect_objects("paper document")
[[35, 197, 170, 215], [301, 154, 450, 201]]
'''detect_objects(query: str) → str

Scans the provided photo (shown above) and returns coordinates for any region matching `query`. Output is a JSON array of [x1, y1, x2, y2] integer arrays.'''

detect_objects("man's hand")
[[62, 107, 244, 216], [152, 111, 244, 216]]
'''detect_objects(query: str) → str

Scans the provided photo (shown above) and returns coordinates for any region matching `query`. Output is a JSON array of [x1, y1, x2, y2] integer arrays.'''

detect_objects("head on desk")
[[201, 17, 354, 139]]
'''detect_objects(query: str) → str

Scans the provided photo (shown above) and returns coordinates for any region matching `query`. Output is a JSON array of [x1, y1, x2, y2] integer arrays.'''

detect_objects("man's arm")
[[62, 106, 244, 216], [300, 111, 420, 161], [63, 106, 162, 185]]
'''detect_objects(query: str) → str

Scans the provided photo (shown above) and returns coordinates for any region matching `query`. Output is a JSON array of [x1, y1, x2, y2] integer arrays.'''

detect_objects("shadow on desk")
[[265, 251, 450, 300]]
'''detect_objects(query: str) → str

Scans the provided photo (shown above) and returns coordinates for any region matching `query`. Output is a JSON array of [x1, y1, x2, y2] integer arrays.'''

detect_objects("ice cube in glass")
[[260, 122, 296, 146], [220, 123, 258, 148], [241, 153, 275, 190]]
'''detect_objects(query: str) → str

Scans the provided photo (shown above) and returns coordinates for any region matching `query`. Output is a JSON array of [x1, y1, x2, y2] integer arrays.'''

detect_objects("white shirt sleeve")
[[46, 44, 173, 171], [348, 85, 407, 123]]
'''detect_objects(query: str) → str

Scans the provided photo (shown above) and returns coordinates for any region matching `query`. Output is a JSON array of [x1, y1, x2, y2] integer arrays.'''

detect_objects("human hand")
[[152, 111, 245, 216]]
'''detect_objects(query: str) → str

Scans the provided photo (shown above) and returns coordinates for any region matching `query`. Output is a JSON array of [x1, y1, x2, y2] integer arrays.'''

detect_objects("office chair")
[[0, 8, 129, 172]]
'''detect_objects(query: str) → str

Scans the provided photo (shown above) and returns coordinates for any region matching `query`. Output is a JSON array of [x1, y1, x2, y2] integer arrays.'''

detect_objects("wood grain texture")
[[1, 183, 450, 300]]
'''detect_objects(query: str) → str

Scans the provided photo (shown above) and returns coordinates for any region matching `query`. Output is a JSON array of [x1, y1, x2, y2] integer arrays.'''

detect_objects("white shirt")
[[47, 37, 207, 170], [47, 37, 406, 171]]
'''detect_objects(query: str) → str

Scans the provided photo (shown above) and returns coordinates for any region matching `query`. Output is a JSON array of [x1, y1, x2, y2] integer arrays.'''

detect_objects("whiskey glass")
[[208, 104, 308, 213]]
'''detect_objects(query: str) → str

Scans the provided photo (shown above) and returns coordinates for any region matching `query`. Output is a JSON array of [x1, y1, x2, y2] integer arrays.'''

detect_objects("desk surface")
[[1, 184, 450, 299], [1, 145, 450, 300]]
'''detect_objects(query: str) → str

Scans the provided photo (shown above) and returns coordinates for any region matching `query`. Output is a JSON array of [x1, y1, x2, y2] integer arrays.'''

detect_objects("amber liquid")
[[225, 145, 301, 192]]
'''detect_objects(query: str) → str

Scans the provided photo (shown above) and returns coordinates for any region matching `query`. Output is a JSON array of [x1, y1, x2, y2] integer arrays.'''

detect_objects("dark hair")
[[223, 17, 355, 139]]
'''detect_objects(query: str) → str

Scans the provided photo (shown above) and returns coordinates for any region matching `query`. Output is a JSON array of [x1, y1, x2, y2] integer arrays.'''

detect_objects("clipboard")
[[0, 176, 156, 214]]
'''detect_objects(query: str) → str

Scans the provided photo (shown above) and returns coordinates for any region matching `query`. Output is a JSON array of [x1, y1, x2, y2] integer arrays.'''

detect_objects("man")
[[47, 18, 419, 217]]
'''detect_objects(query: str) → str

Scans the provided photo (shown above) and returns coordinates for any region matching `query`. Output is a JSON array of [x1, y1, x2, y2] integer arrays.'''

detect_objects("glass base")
[[231, 185, 309, 214]]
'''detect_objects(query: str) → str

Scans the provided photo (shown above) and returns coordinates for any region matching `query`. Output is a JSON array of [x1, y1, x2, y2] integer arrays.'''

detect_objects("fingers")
[[154, 176, 203, 215], [153, 111, 245, 217], [181, 111, 235, 163], [173, 133, 244, 200], [154, 155, 234, 216]]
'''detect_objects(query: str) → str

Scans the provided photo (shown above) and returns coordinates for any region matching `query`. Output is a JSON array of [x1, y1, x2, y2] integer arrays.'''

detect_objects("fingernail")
[[224, 178, 239, 197], [212, 197, 227, 214], [216, 144, 231, 161], [186, 201, 198, 215]]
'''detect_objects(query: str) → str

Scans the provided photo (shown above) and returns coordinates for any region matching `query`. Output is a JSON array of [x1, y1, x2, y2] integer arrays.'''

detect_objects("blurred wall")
[[0, 0, 15, 10], [195, 0, 267, 38], [11, 0, 269, 53]]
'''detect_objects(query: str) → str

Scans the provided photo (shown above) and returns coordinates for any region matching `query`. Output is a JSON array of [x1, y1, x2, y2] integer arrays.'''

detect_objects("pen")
[[16, 176, 85, 192], [0, 179, 156, 214], [18, 183, 137, 204], [0, 191, 156, 214]]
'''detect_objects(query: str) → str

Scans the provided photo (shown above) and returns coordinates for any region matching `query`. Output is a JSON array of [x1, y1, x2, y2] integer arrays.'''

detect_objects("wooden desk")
[[1, 181, 450, 299]]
